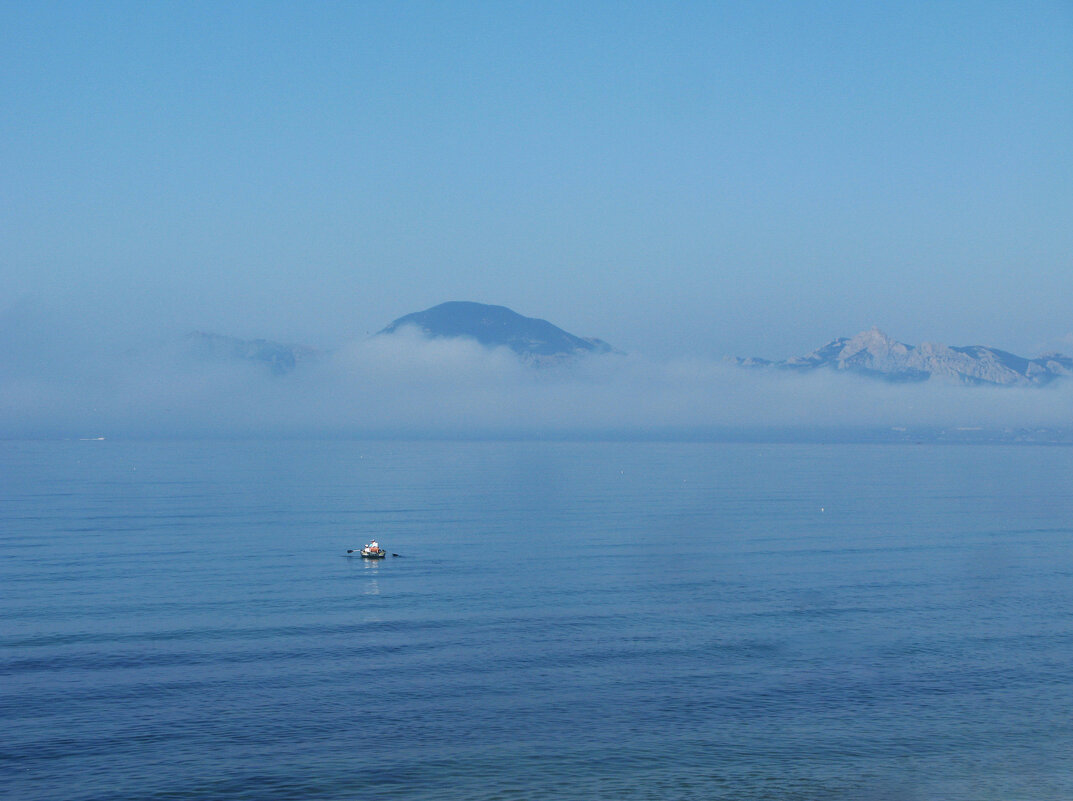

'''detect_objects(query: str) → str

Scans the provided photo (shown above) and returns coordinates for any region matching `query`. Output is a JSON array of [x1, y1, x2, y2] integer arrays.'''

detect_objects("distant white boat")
[[79, 436, 106, 441], [347, 546, 386, 559], [346, 543, 388, 558]]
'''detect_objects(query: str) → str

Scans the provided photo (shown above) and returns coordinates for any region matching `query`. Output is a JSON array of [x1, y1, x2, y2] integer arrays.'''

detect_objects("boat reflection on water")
[[362, 571, 380, 595]]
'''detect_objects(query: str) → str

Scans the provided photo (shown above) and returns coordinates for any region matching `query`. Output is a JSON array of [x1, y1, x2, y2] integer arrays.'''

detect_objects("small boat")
[[347, 544, 386, 558]]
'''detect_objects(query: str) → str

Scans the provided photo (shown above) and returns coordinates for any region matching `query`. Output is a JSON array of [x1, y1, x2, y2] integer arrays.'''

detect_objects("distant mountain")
[[378, 302, 617, 363], [184, 332, 319, 375], [734, 328, 1073, 386]]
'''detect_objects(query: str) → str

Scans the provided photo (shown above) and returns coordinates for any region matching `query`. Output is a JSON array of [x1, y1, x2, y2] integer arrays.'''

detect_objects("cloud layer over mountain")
[[4, 323, 1072, 440]]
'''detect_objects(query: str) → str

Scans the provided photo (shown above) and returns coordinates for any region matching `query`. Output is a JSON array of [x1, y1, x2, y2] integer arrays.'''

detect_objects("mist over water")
[[3, 324, 1072, 440]]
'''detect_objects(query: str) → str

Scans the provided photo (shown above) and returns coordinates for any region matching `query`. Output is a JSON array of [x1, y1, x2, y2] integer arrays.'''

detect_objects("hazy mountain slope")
[[184, 332, 319, 375], [735, 328, 1072, 386], [378, 301, 616, 361]]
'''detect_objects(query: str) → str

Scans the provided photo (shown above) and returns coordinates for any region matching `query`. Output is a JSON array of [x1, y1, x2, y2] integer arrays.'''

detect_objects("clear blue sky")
[[2, 1, 1071, 359]]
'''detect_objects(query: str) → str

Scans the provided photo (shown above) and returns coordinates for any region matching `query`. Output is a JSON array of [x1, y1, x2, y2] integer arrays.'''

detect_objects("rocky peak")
[[737, 330, 1070, 386], [837, 328, 913, 371]]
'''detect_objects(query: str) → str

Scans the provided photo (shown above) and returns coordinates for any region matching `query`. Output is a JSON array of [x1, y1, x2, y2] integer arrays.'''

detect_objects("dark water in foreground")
[[3, 440, 1073, 800]]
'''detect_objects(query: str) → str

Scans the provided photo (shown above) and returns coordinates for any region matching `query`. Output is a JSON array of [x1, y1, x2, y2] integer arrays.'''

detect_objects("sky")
[[2, 2, 1072, 437], [2, 0, 1071, 359]]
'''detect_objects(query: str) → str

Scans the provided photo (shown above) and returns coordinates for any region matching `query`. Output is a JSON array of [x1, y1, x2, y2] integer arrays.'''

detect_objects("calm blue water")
[[3, 440, 1073, 800]]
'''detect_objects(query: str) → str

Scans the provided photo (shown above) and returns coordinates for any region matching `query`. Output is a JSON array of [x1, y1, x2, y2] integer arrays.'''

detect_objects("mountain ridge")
[[182, 308, 1071, 388], [735, 328, 1073, 386]]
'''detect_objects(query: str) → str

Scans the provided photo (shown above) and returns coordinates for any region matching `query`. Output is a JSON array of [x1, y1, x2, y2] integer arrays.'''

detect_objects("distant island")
[[182, 302, 616, 372], [378, 301, 617, 363], [183, 308, 1071, 389], [734, 328, 1072, 386]]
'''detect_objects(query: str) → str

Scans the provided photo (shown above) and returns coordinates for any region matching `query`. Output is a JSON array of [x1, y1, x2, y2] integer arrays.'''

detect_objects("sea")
[[3, 439, 1073, 801]]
